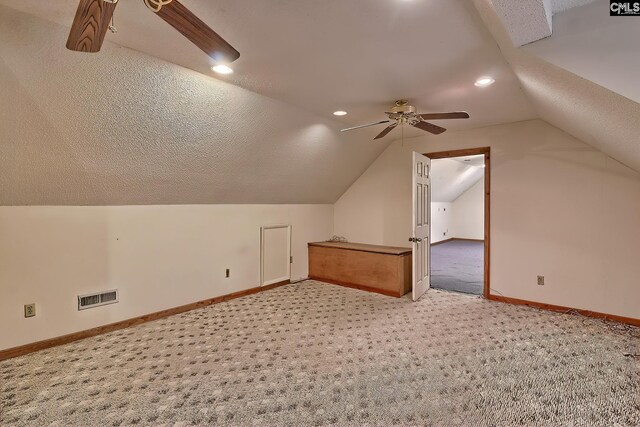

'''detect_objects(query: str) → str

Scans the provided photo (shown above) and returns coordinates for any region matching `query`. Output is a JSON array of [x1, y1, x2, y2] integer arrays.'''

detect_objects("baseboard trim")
[[310, 276, 404, 298], [431, 238, 454, 246], [0, 280, 291, 362], [487, 294, 640, 327], [431, 238, 484, 246]]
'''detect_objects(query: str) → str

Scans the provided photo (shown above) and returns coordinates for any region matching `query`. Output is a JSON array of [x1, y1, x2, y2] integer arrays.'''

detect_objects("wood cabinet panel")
[[308, 242, 411, 297]]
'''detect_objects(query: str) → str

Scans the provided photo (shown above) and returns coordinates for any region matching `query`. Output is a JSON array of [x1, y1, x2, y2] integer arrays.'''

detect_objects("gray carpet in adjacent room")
[[431, 239, 484, 295], [1, 281, 638, 427]]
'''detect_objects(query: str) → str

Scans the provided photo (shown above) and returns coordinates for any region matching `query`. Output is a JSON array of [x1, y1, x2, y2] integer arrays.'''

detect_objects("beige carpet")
[[1, 281, 638, 426]]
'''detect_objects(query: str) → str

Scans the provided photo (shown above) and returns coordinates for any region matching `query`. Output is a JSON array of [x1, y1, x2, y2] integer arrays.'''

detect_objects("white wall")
[[333, 141, 411, 248], [334, 119, 640, 319], [0, 204, 333, 350], [452, 179, 484, 240], [431, 203, 453, 243]]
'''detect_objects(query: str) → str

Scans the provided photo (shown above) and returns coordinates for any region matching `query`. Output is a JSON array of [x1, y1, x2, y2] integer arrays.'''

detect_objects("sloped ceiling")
[[524, 0, 640, 104], [473, 0, 640, 173], [431, 157, 484, 203], [491, 0, 597, 46], [0, 0, 535, 139], [0, 1, 537, 205], [0, 6, 385, 205]]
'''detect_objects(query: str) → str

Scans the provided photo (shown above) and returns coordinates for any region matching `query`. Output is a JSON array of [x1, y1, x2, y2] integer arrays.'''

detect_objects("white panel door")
[[260, 225, 291, 286], [411, 152, 431, 301]]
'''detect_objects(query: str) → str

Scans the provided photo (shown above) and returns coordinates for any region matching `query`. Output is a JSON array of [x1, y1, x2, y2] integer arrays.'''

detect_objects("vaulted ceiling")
[[473, 0, 640, 173], [0, 7, 388, 205], [432, 156, 484, 203], [0, 0, 535, 205], [0, 0, 636, 205]]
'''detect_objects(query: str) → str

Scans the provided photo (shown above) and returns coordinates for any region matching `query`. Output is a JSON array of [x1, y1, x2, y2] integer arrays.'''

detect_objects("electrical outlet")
[[537, 275, 545, 286], [24, 303, 36, 318], [225, 269, 230, 278]]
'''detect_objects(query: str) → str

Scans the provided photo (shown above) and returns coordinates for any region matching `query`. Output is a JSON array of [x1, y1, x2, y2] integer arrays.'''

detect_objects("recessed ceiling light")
[[474, 76, 495, 87], [333, 111, 348, 116], [212, 64, 233, 75]]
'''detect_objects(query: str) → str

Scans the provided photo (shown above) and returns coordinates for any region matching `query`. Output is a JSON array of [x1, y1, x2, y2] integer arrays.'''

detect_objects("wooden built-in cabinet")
[[308, 241, 412, 297]]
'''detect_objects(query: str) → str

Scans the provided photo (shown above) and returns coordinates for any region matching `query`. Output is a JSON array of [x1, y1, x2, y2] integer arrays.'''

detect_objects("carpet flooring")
[[1, 281, 638, 427], [431, 240, 484, 295]]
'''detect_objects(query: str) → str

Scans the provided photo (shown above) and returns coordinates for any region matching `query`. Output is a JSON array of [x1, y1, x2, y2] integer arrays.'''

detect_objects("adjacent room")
[[430, 154, 485, 295], [1, 0, 639, 426]]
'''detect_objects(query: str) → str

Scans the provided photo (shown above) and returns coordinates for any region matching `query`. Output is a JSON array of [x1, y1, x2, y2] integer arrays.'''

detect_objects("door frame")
[[423, 147, 490, 298]]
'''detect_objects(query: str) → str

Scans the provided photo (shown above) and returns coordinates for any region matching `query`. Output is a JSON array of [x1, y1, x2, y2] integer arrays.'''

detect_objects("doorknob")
[[408, 237, 423, 242]]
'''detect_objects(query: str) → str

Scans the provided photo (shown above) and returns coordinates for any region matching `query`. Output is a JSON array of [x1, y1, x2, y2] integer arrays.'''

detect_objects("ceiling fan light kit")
[[144, 0, 173, 13], [341, 100, 469, 140]]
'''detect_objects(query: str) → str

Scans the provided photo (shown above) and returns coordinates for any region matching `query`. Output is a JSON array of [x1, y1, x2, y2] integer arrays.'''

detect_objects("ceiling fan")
[[66, 0, 240, 64], [341, 100, 469, 140]]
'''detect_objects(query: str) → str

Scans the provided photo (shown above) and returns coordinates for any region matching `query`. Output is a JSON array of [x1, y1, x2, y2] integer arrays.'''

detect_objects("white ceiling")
[[0, 0, 535, 139], [0, 0, 539, 205], [0, 6, 387, 205], [473, 0, 640, 174], [491, 0, 596, 47], [524, 0, 640, 104], [431, 156, 484, 203]]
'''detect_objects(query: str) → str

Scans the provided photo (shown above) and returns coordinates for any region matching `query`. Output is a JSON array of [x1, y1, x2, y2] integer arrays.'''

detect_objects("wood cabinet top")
[[308, 241, 412, 256]]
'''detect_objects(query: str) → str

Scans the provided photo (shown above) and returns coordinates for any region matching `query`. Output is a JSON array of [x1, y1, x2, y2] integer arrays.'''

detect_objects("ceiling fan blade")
[[374, 123, 398, 140], [420, 112, 470, 120], [412, 121, 447, 135], [66, 0, 118, 52], [153, 0, 240, 63], [340, 120, 390, 132]]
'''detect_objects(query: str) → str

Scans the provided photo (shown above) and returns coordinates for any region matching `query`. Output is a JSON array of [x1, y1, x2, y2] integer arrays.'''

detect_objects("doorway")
[[425, 148, 490, 297]]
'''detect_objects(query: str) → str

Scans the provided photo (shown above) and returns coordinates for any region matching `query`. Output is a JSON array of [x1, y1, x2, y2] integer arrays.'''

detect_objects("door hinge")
[[290, 256, 293, 264]]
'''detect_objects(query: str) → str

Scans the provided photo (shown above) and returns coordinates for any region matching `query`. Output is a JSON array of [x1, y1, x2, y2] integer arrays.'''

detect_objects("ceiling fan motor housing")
[[388, 100, 419, 124], [389, 100, 416, 114]]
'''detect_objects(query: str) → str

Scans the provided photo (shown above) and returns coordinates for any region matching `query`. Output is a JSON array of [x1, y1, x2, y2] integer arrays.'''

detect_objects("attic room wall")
[[452, 179, 484, 240], [0, 204, 333, 351], [0, 7, 346, 351], [334, 119, 640, 320], [431, 203, 453, 244]]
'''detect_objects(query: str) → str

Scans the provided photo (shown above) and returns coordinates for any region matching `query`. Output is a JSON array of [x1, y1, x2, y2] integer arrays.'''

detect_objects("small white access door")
[[411, 152, 431, 301], [260, 225, 292, 286]]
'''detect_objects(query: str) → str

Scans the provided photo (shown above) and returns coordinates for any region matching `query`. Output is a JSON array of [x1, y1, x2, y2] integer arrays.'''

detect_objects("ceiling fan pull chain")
[[144, 0, 174, 13], [108, 12, 117, 33]]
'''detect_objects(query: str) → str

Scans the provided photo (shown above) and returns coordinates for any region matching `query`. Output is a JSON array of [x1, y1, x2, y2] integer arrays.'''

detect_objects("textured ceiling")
[[472, 0, 640, 173], [0, 6, 387, 205], [524, 0, 640, 104], [0, 0, 535, 139], [491, 0, 553, 47], [491, 0, 597, 46], [0, 1, 538, 206], [431, 157, 484, 203]]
